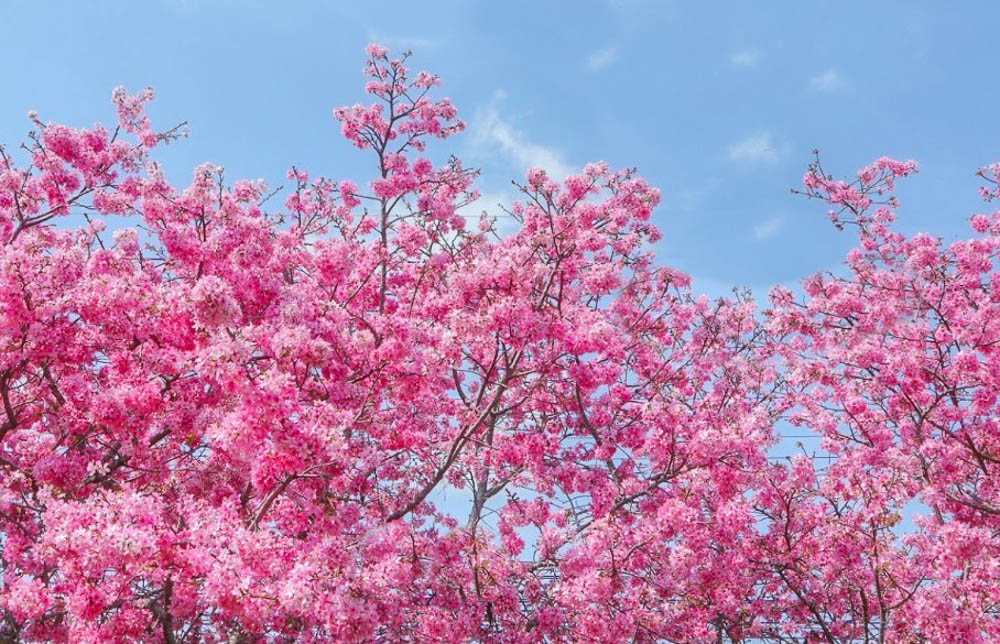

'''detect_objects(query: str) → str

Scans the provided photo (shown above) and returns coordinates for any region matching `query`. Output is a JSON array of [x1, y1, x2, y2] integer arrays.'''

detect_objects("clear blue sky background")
[[2, 0, 998, 298]]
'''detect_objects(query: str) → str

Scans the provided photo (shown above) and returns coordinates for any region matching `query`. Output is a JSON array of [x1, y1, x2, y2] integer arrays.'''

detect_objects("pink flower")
[[4, 43, 1000, 644]]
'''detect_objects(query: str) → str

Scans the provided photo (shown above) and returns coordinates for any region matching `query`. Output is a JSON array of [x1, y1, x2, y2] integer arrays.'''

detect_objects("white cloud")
[[808, 69, 845, 92], [467, 191, 511, 219], [752, 216, 783, 240], [727, 132, 781, 164], [459, 190, 521, 237], [588, 47, 619, 70], [472, 98, 574, 180], [731, 50, 759, 67]]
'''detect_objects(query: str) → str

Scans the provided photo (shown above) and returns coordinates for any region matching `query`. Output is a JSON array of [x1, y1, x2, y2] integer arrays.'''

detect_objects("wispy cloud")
[[588, 46, 619, 70], [730, 50, 759, 67], [459, 190, 521, 236], [808, 69, 845, 92], [472, 94, 574, 180], [727, 132, 782, 164], [752, 216, 783, 240], [365, 29, 435, 51], [467, 190, 512, 219]]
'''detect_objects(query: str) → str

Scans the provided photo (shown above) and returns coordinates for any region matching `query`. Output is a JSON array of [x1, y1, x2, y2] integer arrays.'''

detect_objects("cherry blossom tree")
[[1, 44, 999, 643]]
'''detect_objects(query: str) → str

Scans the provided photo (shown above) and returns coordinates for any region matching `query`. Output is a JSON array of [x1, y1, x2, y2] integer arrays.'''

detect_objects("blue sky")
[[2, 1, 998, 298]]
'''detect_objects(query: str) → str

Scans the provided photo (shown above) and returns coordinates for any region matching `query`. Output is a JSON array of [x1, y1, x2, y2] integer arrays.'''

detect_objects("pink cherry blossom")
[[2, 44, 1000, 643]]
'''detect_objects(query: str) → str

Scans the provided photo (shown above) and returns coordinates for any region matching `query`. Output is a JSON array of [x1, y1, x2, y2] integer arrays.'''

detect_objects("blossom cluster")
[[2, 45, 1000, 643]]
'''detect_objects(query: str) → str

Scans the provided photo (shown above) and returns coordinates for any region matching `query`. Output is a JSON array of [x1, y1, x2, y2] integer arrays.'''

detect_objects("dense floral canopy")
[[2, 45, 1000, 643]]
